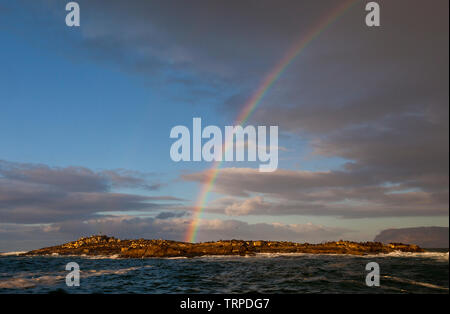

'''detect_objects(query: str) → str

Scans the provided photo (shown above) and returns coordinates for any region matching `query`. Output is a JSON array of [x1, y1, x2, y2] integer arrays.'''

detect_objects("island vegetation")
[[23, 235, 424, 258]]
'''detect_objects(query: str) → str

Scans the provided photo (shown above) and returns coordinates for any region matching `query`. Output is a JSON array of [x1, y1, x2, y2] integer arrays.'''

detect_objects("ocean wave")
[[0, 265, 153, 289], [383, 275, 449, 291], [0, 251, 27, 257], [190, 251, 450, 261], [80, 254, 122, 260], [18, 253, 124, 260], [83, 265, 152, 276], [362, 251, 449, 260], [0, 274, 65, 289], [6, 251, 447, 260], [193, 253, 327, 259]]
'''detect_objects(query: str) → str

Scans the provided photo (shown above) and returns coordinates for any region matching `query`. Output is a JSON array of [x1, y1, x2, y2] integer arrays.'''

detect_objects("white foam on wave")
[[0, 274, 65, 289], [256, 253, 307, 257], [194, 251, 449, 260], [194, 254, 264, 259], [193, 253, 330, 259], [82, 265, 152, 276], [383, 275, 449, 291], [0, 265, 152, 289], [363, 251, 449, 260], [81, 254, 122, 260], [0, 251, 27, 256], [26, 253, 124, 259]]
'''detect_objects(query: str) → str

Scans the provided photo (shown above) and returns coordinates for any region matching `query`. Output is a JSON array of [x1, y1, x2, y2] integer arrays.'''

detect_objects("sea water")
[[0, 250, 448, 293]]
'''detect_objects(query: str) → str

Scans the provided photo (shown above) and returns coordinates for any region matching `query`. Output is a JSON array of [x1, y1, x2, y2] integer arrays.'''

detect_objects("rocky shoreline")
[[22, 235, 424, 258]]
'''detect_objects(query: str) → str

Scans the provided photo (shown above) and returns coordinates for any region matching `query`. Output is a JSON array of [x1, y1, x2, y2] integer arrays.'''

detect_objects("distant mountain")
[[374, 227, 449, 248]]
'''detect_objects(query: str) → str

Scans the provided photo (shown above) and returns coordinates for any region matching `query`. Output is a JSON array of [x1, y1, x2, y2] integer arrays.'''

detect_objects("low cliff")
[[375, 227, 449, 248], [23, 235, 423, 258]]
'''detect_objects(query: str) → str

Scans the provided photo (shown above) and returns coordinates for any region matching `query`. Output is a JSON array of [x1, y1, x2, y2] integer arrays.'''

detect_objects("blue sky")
[[0, 0, 448, 251]]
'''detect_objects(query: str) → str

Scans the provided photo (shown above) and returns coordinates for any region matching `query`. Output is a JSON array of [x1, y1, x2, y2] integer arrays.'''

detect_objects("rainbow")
[[185, 0, 359, 243]]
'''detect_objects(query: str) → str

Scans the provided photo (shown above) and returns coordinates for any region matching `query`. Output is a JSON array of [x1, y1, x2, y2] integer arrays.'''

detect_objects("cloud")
[[0, 216, 352, 251], [183, 168, 448, 218], [1, 0, 447, 249], [225, 196, 266, 216], [20, 0, 427, 101], [71, 0, 338, 80], [11, 1, 447, 117], [218, 2, 449, 220], [155, 211, 187, 220], [0, 160, 161, 192], [192, 219, 351, 243], [0, 160, 181, 223], [60, 0, 447, 219]]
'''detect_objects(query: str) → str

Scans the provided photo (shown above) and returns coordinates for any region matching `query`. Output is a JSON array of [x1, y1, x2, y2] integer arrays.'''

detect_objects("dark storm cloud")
[[170, 0, 447, 220], [22, 1, 448, 131], [3, 0, 447, 223], [155, 211, 187, 220], [0, 160, 181, 223], [58, 0, 447, 203], [246, 1, 449, 209], [16, 0, 446, 112], [75, 0, 333, 76], [26, 0, 364, 98], [314, 115, 449, 189], [56, 0, 448, 116]]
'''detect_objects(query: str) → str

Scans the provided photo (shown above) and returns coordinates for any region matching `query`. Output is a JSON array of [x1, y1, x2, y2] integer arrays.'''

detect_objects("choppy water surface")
[[0, 250, 448, 293]]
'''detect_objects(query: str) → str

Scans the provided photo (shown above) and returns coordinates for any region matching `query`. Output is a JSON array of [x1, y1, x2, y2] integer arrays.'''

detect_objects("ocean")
[[0, 250, 448, 294]]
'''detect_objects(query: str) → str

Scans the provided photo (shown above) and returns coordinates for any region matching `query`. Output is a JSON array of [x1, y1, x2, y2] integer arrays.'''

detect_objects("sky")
[[0, 0, 448, 251]]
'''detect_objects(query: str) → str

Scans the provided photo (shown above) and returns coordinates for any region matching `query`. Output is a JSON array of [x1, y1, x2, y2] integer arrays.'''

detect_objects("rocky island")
[[23, 235, 424, 258]]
